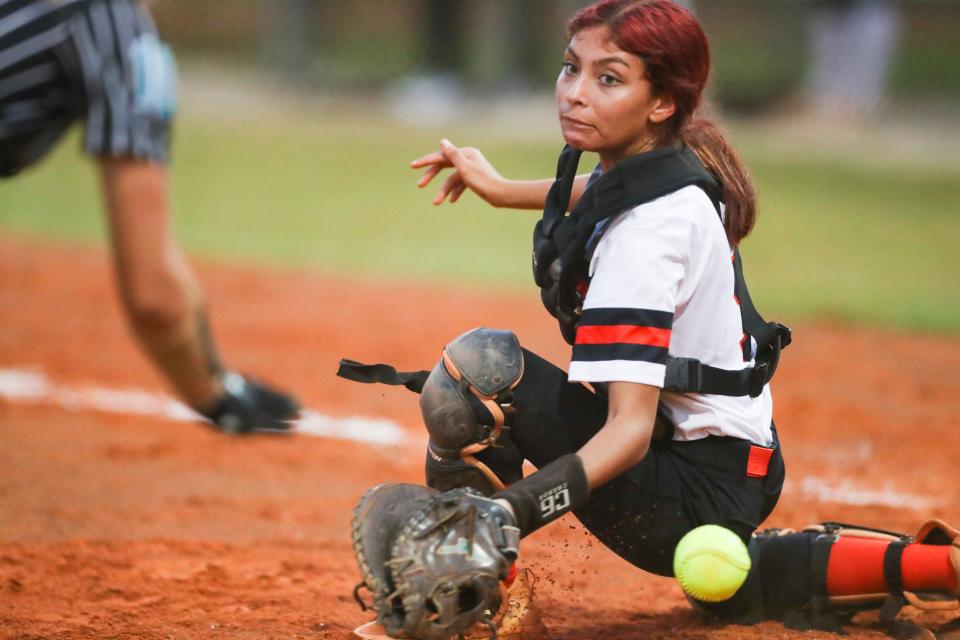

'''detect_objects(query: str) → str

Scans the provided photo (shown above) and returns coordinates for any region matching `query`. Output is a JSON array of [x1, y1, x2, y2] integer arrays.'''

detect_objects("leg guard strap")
[[878, 540, 909, 625], [425, 442, 510, 495], [808, 530, 838, 626], [336, 359, 429, 393]]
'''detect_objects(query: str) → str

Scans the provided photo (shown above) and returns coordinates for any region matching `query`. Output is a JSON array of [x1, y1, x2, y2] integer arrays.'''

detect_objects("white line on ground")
[[0, 367, 941, 508], [0, 366, 410, 446], [795, 477, 938, 510]]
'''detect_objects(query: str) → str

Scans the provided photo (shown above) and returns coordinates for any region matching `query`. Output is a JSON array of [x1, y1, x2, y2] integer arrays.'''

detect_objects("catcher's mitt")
[[352, 483, 521, 640]]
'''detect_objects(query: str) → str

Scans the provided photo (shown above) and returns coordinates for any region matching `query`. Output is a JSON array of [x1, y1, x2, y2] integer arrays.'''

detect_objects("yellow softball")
[[673, 525, 751, 602]]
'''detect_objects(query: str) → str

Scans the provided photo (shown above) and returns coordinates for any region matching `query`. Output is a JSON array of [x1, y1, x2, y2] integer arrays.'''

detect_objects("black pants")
[[477, 349, 785, 577]]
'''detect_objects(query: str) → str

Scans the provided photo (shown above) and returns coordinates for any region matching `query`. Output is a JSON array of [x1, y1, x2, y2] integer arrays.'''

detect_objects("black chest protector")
[[532, 144, 791, 398]]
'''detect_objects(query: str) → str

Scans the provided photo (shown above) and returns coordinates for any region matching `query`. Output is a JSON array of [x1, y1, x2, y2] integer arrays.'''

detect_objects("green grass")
[[743, 158, 960, 333], [2, 109, 958, 334]]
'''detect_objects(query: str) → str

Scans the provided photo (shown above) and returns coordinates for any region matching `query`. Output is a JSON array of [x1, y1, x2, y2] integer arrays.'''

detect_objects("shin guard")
[[703, 520, 960, 635]]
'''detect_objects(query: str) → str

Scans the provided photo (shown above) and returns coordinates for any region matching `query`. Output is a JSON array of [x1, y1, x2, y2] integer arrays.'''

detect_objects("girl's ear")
[[649, 94, 677, 124]]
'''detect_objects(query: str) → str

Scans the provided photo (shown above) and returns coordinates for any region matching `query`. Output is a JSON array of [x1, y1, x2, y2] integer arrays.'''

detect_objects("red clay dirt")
[[1, 236, 959, 639]]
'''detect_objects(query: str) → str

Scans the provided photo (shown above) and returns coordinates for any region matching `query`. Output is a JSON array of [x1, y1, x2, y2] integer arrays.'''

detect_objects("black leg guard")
[[694, 528, 834, 627], [696, 520, 960, 636]]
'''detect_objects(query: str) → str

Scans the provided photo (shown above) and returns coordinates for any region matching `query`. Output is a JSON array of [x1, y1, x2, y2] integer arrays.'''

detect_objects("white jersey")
[[566, 185, 774, 445]]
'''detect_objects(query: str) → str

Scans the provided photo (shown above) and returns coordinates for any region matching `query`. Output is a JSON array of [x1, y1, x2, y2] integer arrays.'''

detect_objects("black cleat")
[[200, 371, 300, 434]]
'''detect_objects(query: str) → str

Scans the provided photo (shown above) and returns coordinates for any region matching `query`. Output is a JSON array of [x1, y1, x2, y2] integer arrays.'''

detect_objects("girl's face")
[[556, 26, 676, 169]]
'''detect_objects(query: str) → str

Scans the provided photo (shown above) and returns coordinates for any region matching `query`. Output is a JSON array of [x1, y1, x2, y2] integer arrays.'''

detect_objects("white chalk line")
[[0, 366, 940, 509], [792, 476, 938, 510], [0, 367, 409, 446]]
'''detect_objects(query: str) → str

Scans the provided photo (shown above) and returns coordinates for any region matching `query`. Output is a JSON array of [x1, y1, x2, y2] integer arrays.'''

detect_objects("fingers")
[[412, 139, 475, 205], [410, 151, 449, 169], [410, 151, 453, 189], [449, 183, 467, 203], [416, 164, 443, 188], [411, 146, 455, 190], [410, 139, 463, 170], [433, 171, 463, 206], [439, 138, 464, 168]]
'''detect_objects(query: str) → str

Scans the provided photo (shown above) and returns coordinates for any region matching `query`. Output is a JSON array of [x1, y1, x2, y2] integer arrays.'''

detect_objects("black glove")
[[199, 371, 299, 433], [352, 483, 519, 640]]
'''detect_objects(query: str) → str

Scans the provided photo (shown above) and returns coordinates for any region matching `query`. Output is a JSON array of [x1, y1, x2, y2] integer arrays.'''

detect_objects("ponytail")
[[681, 118, 757, 245]]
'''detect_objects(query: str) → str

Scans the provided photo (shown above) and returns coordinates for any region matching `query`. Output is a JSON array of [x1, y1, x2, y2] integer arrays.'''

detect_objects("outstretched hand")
[[411, 139, 507, 207]]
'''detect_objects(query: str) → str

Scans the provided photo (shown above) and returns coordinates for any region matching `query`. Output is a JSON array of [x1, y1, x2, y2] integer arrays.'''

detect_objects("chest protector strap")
[[532, 144, 791, 398]]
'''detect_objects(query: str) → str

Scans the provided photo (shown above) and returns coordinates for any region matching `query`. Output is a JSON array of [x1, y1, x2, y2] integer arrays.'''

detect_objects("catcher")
[[342, 1, 960, 638]]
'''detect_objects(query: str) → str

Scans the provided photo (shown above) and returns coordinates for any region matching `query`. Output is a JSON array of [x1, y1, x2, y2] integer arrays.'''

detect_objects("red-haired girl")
[[349, 2, 959, 638]]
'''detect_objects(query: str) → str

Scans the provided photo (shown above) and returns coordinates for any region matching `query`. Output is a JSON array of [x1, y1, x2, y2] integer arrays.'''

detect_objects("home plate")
[[350, 621, 394, 639]]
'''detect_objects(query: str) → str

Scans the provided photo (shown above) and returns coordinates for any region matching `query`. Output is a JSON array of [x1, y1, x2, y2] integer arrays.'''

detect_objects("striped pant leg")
[[62, 0, 175, 163]]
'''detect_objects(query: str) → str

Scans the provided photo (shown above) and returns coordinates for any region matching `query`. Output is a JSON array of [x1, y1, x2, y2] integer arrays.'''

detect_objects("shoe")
[[349, 569, 550, 640], [199, 371, 300, 434], [905, 520, 960, 607], [878, 520, 960, 640]]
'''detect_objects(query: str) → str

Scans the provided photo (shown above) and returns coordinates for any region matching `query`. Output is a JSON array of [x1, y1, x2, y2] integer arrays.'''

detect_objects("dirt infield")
[[2, 236, 959, 639]]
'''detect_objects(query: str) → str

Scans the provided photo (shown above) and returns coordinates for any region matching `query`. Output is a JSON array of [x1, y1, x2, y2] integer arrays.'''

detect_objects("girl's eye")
[[600, 74, 620, 86], [562, 62, 578, 75]]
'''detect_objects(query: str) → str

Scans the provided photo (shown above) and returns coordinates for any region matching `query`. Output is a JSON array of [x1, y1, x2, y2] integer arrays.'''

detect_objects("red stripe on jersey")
[[576, 324, 671, 347]]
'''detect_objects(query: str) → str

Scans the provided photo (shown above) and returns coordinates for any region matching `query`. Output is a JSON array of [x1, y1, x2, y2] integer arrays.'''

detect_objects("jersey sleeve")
[[67, 0, 175, 164], [567, 225, 685, 387]]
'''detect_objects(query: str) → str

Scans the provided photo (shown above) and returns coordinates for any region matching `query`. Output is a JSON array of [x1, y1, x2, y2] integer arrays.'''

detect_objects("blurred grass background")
[[1, 81, 958, 334], [1, 0, 958, 335]]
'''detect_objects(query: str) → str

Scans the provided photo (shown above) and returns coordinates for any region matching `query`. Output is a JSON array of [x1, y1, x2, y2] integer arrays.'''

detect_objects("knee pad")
[[420, 328, 524, 494]]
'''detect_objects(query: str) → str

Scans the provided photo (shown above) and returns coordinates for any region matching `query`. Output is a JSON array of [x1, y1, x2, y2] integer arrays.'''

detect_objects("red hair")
[[568, 0, 757, 244]]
